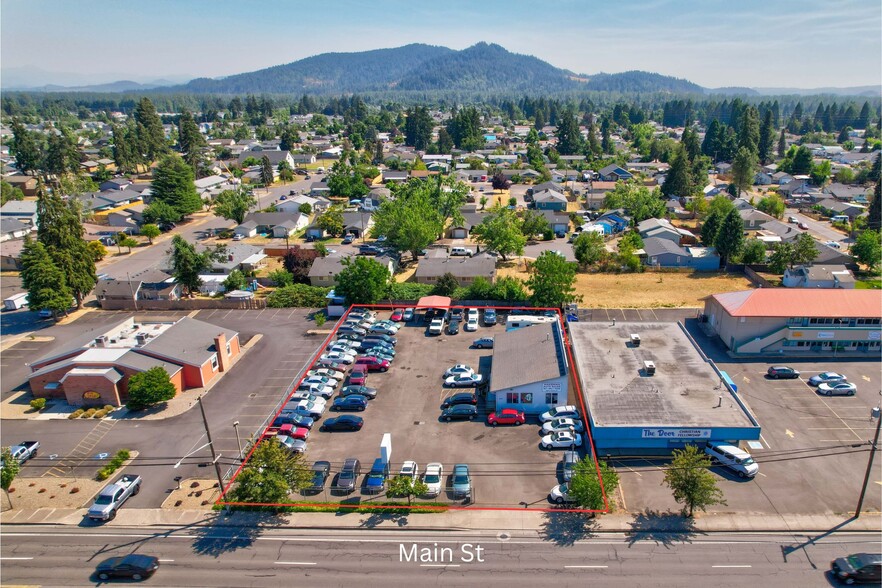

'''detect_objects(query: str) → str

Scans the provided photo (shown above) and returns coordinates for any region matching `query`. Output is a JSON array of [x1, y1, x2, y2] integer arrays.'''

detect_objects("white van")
[[704, 441, 759, 478], [450, 247, 473, 257], [830, 215, 849, 224]]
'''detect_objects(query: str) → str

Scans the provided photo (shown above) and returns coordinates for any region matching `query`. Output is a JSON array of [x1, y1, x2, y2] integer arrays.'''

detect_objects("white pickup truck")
[[87, 474, 141, 521], [5, 441, 39, 465]]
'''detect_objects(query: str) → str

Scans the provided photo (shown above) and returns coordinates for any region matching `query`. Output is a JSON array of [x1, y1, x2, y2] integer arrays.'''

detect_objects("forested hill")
[[174, 43, 709, 96]]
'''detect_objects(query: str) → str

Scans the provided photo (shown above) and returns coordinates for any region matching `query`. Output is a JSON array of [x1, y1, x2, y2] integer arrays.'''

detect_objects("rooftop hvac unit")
[[94, 335, 108, 348], [630, 333, 641, 347], [135, 333, 148, 345], [643, 360, 656, 376]]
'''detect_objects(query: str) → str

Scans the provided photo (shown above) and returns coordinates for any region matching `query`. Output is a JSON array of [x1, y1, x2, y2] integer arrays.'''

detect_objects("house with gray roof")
[[642, 237, 720, 270], [447, 207, 487, 239], [637, 218, 695, 244], [414, 252, 496, 286], [234, 212, 308, 239], [0, 200, 37, 225], [0, 217, 32, 241], [533, 189, 567, 211], [782, 265, 855, 289]]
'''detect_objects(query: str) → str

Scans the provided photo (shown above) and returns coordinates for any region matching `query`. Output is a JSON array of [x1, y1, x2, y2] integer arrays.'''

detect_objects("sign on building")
[[641, 428, 711, 439]]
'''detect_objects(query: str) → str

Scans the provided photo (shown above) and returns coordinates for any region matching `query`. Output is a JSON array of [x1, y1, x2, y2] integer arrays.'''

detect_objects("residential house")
[[0, 200, 37, 226], [414, 251, 497, 286], [598, 164, 633, 182], [596, 209, 630, 233], [642, 237, 720, 270], [308, 181, 331, 197], [382, 170, 408, 183], [199, 244, 266, 275], [237, 150, 296, 169], [341, 211, 373, 238], [782, 265, 855, 289], [637, 218, 695, 244], [455, 169, 488, 183], [539, 210, 571, 235], [771, 171, 793, 185], [447, 208, 486, 239], [0, 217, 31, 241], [276, 194, 329, 214], [2, 175, 38, 196], [777, 179, 809, 197], [824, 183, 869, 202], [0, 238, 24, 271], [99, 178, 133, 191], [754, 172, 773, 186], [234, 212, 308, 239], [290, 152, 316, 165], [758, 219, 803, 243], [584, 181, 617, 210], [813, 243, 856, 267], [816, 199, 865, 220], [739, 208, 776, 230], [533, 189, 568, 211], [308, 253, 396, 288], [106, 203, 146, 232]]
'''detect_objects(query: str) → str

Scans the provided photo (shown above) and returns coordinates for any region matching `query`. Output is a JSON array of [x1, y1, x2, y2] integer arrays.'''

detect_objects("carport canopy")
[[416, 295, 451, 308]]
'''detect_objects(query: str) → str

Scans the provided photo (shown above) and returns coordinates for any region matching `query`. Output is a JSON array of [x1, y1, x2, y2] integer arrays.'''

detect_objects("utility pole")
[[126, 272, 138, 311], [855, 405, 882, 518], [198, 396, 226, 495]]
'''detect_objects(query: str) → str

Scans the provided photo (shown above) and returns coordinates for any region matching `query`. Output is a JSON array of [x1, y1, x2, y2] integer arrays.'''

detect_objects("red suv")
[[487, 408, 526, 426], [349, 368, 368, 386], [354, 356, 390, 372]]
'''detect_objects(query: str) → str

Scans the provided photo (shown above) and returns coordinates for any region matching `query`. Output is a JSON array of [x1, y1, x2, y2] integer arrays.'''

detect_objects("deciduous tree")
[[140, 224, 161, 244], [568, 458, 619, 510], [768, 242, 795, 274], [757, 193, 785, 219], [602, 181, 665, 223], [526, 251, 580, 308], [792, 232, 819, 267], [335, 257, 390, 305], [471, 206, 526, 261], [573, 231, 605, 267], [852, 230, 881, 271], [316, 206, 345, 237], [126, 366, 176, 410], [386, 476, 429, 505], [741, 239, 767, 264], [228, 437, 312, 504], [214, 187, 257, 225], [168, 235, 225, 295], [663, 444, 727, 517]]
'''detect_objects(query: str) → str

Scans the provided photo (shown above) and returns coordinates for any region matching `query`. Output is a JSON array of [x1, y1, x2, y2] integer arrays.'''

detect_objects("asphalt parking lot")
[[612, 321, 882, 516], [283, 308, 572, 508]]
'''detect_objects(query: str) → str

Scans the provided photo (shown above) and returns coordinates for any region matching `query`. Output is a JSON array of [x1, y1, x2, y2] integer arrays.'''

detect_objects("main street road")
[[1, 525, 875, 587], [786, 208, 850, 246]]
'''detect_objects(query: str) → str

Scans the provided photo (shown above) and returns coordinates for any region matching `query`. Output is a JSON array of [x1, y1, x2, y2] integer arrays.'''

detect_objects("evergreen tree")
[[701, 210, 722, 246], [701, 119, 720, 160], [446, 107, 483, 152], [737, 106, 760, 156], [151, 154, 202, 219], [857, 101, 871, 130], [758, 111, 774, 165], [868, 180, 881, 231], [177, 110, 206, 172], [661, 148, 693, 198], [555, 110, 583, 155], [260, 155, 274, 186], [36, 189, 96, 309], [681, 125, 701, 162], [133, 97, 168, 161], [10, 119, 42, 175], [777, 128, 787, 158], [43, 127, 79, 175], [600, 117, 614, 154], [732, 147, 758, 197], [714, 209, 744, 266], [436, 127, 453, 154], [20, 238, 72, 319], [405, 106, 433, 151], [168, 235, 224, 295]]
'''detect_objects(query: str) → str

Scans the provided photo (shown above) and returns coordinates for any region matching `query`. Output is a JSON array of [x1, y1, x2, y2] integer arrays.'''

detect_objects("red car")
[[354, 356, 390, 372], [390, 308, 405, 322], [277, 424, 310, 440], [349, 367, 368, 386], [487, 408, 526, 426]]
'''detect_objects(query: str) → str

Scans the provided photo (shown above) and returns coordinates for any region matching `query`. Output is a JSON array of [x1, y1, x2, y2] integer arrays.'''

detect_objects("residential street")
[[2, 524, 876, 587], [785, 208, 850, 245]]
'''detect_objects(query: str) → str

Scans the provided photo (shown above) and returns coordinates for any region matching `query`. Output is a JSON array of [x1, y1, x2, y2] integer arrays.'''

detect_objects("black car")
[[307, 460, 331, 492], [359, 244, 381, 255], [441, 404, 478, 422], [449, 308, 464, 321], [441, 393, 478, 408], [447, 319, 460, 335], [96, 554, 159, 581], [339, 385, 378, 399], [831, 553, 881, 584], [274, 412, 315, 430], [332, 395, 368, 411], [334, 458, 361, 493], [336, 332, 364, 343], [363, 334, 397, 346], [321, 415, 365, 432], [767, 366, 801, 379]]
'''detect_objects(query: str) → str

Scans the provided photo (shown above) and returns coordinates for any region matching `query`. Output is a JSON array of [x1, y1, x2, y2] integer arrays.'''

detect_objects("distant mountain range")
[[3, 43, 879, 97]]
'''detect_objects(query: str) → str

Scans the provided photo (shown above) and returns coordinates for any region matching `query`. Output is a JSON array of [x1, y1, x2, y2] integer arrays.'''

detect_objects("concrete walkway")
[[2, 506, 879, 534]]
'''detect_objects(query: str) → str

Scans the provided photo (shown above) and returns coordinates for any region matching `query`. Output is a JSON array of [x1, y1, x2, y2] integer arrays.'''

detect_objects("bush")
[[542, 228, 555, 241], [69, 409, 84, 419], [126, 366, 176, 410], [93, 409, 107, 418], [103, 405, 114, 411], [267, 284, 330, 308], [96, 449, 131, 481], [314, 312, 327, 327], [82, 408, 97, 418], [387, 281, 433, 300], [29, 398, 47, 411], [269, 269, 294, 287]]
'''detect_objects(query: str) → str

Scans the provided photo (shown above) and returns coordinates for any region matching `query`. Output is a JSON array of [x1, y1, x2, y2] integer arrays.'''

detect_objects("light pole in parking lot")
[[855, 405, 881, 518], [233, 421, 243, 462]]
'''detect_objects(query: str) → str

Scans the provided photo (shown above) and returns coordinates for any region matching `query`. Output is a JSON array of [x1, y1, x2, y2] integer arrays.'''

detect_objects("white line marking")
[[158, 559, 175, 562], [0, 557, 34, 560], [565, 565, 608, 568], [759, 434, 772, 449], [420, 564, 460, 567], [712, 565, 752, 568], [275, 561, 316, 565]]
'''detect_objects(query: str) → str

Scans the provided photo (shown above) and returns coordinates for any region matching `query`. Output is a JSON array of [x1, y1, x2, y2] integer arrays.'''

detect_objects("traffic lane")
[[256, 177, 317, 210], [1, 527, 874, 588], [786, 209, 847, 243]]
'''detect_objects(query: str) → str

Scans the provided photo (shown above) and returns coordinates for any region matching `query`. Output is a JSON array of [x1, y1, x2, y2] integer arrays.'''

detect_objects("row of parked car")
[[306, 458, 473, 500], [766, 366, 857, 396], [428, 307, 497, 336]]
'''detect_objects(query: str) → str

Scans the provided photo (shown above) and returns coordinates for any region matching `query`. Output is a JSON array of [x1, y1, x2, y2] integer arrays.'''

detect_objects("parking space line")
[[649, 308, 659, 320]]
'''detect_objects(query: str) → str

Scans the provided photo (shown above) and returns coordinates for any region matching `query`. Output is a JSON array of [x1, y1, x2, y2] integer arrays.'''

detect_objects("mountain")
[[181, 44, 454, 94], [706, 86, 760, 96], [752, 85, 881, 97], [584, 71, 703, 94]]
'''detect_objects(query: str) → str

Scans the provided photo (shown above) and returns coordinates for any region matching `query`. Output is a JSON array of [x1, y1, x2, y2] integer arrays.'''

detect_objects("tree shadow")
[[626, 508, 704, 548], [539, 511, 598, 546], [357, 509, 410, 528], [190, 509, 286, 557]]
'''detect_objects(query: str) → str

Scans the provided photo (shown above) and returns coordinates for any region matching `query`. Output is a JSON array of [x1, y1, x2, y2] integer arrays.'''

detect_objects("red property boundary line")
[[217, 304, 608, 513]]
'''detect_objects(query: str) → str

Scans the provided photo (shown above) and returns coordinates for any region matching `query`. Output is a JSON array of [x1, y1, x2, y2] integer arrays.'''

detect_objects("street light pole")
[[233, 420, 243, 462], [197, 396, 226, 495], [855, 405, 881, 518]]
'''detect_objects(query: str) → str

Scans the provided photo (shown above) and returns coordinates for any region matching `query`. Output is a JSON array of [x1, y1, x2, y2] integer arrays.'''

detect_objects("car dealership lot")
[[285, 309, 572, 508]]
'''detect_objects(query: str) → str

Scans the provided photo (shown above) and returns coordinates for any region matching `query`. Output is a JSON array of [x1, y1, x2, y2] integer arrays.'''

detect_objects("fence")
[[743, 266, 773, 288], [98, 297, 266, 311]]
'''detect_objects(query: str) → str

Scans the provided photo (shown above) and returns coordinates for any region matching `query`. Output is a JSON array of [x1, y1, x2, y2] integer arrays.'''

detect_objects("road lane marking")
[[784, 429, 795, 438], [712, 565, 752, 568], [0, 557, 34, 560], [759, 434, 772, 449], [275, 561, 316, 565], [565, 565, 608, 568], [420, 564, 460, 567], [158, 559, 175, 562]]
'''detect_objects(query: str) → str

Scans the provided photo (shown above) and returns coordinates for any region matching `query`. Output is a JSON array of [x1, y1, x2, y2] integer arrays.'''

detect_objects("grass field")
[[497, 265, 754, 308]]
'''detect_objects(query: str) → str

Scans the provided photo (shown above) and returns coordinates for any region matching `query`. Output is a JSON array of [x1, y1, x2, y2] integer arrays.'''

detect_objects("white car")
[[424, 462, 443, 497], [541, 417, 585, 435], [320, 351, 356, 365], [302, 375, 339, 388], [539, 405, 580, 423], [428, 318, 445, 335], [549, 483, 575, 504], [467, 308, 479, 322], [289, 391, 329, 405], [290, 399, 325, 419], [308, 368, 345, 381], [399, 461, 419, 479], [333, 339, 362, 350], [444, 364, 475, 378], [327, 343, 359, 355], [445, 373, 484, 388], [295, 385, 334, 399], [824, 240, 841, 249], [541, 431, 583, 449], [464, 318, 479, 332]]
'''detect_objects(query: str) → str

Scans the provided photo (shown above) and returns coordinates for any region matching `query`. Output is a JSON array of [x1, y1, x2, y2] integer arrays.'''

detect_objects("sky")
[[2, 0, 880, 89]]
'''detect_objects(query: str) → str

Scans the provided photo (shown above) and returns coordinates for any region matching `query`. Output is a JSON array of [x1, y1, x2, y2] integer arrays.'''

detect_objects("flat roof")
[[569, 322, 755, 429]]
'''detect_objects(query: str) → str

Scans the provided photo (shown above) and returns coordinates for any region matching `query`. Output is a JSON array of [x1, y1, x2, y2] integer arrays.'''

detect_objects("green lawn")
[[855, 278, 882, 289]]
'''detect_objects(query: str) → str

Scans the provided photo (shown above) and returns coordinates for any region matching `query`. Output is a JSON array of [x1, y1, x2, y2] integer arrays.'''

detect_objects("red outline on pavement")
[[217, 304, 608, 513]]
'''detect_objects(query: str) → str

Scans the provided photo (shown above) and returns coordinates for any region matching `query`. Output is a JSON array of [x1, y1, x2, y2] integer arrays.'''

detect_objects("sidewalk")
[[2, 507, 879, 534]]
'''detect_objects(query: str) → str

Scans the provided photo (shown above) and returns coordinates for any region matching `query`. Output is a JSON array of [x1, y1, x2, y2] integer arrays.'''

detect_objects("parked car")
[[487, 408, 526, 426], [320, 351, 356, 365], [342, 234, 354, 244], [336, 326, 367, 338], [447, 319, 460, 335], [367, 348, 395, 362], [331, 338, 362, 350], [96, 554, 159, 581], [445, 373, 484, 388], [277, 436, 307, 454], [340, 385, 378, 399], [342, 319, 372, 331], [444, 364, 475, 378], [809, 372, 848, 386], [303, 375, 339, 388], [359, 244, 382, 255], [275, 412, 314, 430], [290, 391, 329, 405], [308, 368, 345, 381], [441, 404, 478, 421], [403, 308, 415, 322], [334, 458, 361, 493], [6, 441, 39, 464], [399, 461, 419, 479], [798, 221, 809, 230], [441, 393, 478, 408], [307, 461, 332, 492], [483, 308, 497, 326], [818, 382, 857, 396], [830, 553, 882, 585], [464, 318, 479, 332], [354, 356, 390, 372], [540, 405, 580, 423], [277, 424, 309, 441], [428, 317, 445, 335], [541, 431, 583, 449], [369, 322, 400, 335], [467, 308, 479, 322], [348, 368, 368, 386], [541, 417, 585, 435], [704, 441, 758, 478], [363, 334, 397, 346], [472, 336, 494, 349], [332, 395, 368, 411], [390, 309, 405, 322], [549, 483, 575, 504], [365, 458, 388, 494], [452, 464, 471, 498], [787, 216, 798, 224], [767, 366, 800, 379], [424, 462, 443, 497], [320, 415, 364, 432], [561, 450, 579, 482], [361, 340, 395, 355], [290, 399, 325, 419], [294, 385, 334, 399], [87, 475, 141, 521]]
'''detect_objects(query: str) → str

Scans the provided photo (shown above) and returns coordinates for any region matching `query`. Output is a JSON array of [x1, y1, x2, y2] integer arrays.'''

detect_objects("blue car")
[[365, 458, 388, 494], [332, 395, 368, 411]]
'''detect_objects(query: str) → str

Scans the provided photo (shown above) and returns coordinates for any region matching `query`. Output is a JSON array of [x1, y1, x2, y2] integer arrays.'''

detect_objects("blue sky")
[[2, 0, 880, 88]]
